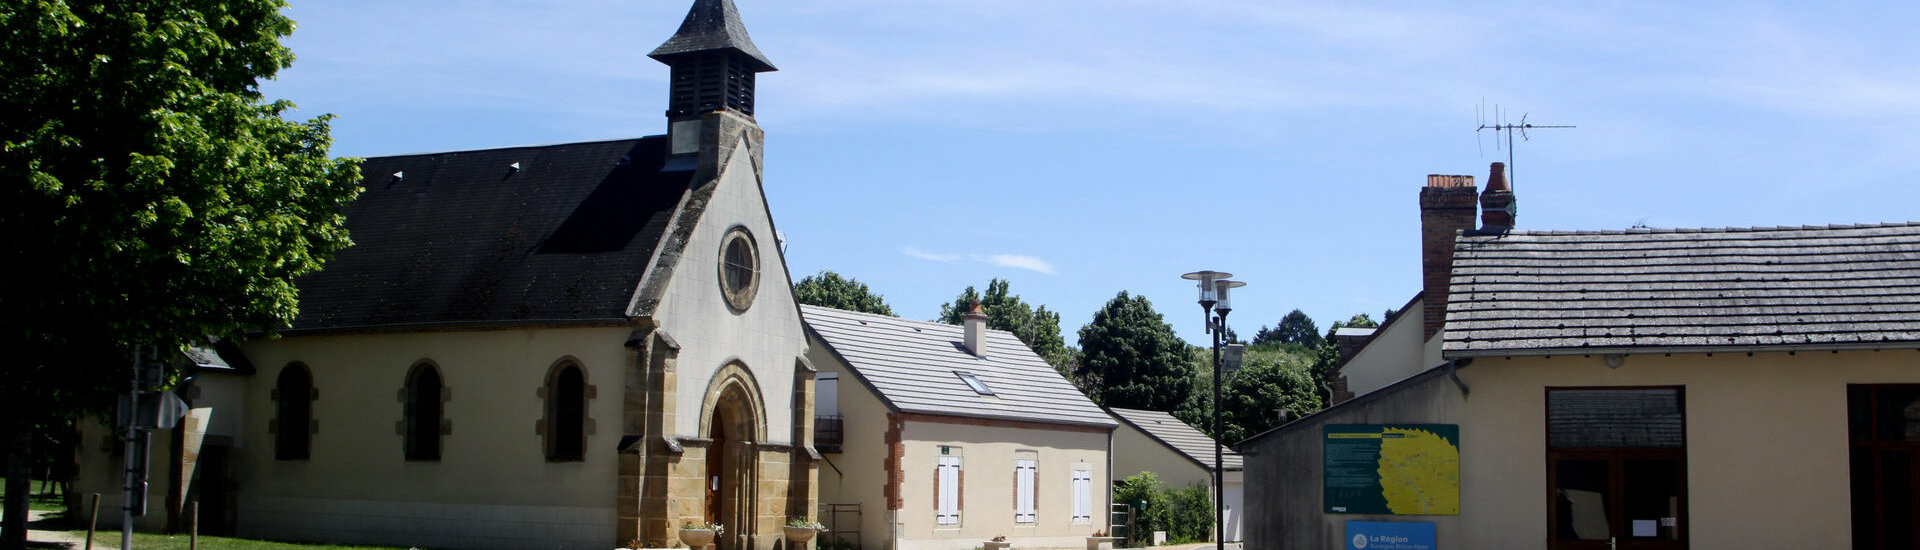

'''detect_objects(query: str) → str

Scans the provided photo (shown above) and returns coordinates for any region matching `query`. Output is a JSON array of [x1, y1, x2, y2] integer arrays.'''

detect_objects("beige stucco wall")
[[895, 421, 1110, 550], [1111, 422, 1210, 491], [231, 326, 634, 549], [655, 132, 806, 446], [1339, 300, 1438, 397], [808, 338, 895, 550], [1244, 349, 1920, 550]]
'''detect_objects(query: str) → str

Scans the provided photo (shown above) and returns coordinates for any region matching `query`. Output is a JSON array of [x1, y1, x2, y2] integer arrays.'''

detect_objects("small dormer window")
[[955, 371, 994, 396]]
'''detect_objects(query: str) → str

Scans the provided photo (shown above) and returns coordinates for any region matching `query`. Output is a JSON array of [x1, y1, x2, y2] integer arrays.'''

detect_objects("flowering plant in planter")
[[683, 521, 726, 535], [787, 518, 827, 530]]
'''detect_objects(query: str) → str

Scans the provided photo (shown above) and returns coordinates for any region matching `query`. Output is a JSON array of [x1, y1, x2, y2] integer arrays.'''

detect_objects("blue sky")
[[264, 0, 1920, 345]]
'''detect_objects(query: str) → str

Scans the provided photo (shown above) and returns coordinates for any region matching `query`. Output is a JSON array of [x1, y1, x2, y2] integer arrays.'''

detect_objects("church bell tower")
[[650, 0, 776, 158]]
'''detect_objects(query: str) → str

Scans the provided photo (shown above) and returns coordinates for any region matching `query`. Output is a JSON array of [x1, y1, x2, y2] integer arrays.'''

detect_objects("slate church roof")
[[802, 305, 1116, 429], [1443, 222, 1920, 356], [649, 0, 776, 71], [1109, 407, 1241, 471], [290, 136, 693, 331]]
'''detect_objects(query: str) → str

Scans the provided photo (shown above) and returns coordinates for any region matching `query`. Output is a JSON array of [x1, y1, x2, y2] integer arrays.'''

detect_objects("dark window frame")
[[1847, 384, 1920, 550], [1545, 386, 1689, 550]]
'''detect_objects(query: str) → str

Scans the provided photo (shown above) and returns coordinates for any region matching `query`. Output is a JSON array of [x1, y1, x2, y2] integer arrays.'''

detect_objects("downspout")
[[1106, 427, 1115, 535], [1446, 358, 1474, 397]]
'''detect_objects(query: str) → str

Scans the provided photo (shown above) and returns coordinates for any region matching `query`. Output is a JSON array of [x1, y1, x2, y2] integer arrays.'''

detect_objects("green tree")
[[1113, 472, 1170, 546], [1163, 484, 1216, 544], [938, 279, 1073, 373], [0, 1, 360, 544], [794, 270, 894, 316], [1252, 309, 1322, 348], [1178, 344, 1320, 444], [1076, 291, 1194, 411], [1113, 471, 1213, 545]]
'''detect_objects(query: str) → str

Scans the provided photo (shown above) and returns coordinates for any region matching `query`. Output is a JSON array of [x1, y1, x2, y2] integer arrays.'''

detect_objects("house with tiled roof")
[[802, 304, 1115, 550], [1239, 163, 1920, 549], [1108, 407, 1243, 543], [74, 2, 820, 549]]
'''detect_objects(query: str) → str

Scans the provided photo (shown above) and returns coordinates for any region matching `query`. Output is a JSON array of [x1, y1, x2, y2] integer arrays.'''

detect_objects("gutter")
[[1444, 341, 1920, 359]]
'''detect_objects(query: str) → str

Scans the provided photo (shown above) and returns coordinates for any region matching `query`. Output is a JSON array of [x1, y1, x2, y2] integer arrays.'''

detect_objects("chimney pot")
[[1480, 162, 1516, 232], [963, 301, 989, 357]]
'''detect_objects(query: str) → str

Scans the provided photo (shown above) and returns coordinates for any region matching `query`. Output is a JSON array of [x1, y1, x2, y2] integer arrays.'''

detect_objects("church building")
[[73, 1, 818, 549]]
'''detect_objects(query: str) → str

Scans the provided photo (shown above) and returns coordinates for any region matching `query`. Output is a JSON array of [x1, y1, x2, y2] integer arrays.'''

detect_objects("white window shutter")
[[1016, 459, 1036, 523], [1071, 470, 1092, 523], [938, 457, 961, 525]]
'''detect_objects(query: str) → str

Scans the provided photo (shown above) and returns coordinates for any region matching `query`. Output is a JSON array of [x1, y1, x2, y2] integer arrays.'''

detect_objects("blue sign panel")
[[1345, 521, 1436, 550]]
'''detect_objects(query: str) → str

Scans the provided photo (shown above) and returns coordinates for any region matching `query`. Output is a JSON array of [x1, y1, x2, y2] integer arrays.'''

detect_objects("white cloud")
[[902, 247, 1056, 275], [902, 247, 961, 263], [975, 254, 1056, 275]]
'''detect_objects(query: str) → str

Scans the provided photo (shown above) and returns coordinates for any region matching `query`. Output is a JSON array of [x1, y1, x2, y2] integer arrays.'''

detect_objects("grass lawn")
[[0, 478, 67, 512], [87, 532, 415, 549], [3, 488, 410, 550]]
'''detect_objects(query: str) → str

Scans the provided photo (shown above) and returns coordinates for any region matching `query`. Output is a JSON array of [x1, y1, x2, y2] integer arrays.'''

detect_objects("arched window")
[[404, 363, 445, 461], [274, 363, 314, 460], [545, 363, 587, 461]]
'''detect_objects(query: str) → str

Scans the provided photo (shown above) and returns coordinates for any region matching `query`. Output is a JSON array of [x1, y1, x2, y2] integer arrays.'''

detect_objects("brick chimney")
[[1420, 174, 1477, 341], [1480, 162, 1515, 232], [963, 301, 989, 357]]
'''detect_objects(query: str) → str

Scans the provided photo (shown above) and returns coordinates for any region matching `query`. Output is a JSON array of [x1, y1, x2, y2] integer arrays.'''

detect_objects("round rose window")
[[718, 227, 759, 311]]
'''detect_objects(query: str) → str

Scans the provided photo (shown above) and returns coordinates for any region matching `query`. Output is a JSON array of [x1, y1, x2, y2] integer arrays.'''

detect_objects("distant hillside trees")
[[1251, 309, 1322, 348], [794, 270, 894, 316]]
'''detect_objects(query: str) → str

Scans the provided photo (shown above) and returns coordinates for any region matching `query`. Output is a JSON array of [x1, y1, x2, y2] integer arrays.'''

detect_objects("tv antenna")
[[1477, 103, 1574, 190]]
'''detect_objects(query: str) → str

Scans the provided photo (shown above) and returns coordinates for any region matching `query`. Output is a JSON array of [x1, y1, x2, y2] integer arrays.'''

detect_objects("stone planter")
[[680, 529, 717, 549], [785, 526, 820, 546], [984, 541, 1012, 550], [1086, 536, 1121, 550]]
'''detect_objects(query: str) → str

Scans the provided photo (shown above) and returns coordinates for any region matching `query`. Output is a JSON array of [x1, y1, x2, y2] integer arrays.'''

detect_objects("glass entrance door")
[[1849, 385, 1920, 549], [1549, 454, 1686, 549], [1547, 388, 1688, 550]]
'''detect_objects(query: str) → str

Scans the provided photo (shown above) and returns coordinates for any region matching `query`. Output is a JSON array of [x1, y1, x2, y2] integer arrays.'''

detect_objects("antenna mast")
[[1476, 104, 1575, 190]]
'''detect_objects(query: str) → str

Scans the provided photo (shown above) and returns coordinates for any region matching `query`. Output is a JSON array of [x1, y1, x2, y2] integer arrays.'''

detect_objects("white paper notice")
[[1632, 520, 1657, 537]]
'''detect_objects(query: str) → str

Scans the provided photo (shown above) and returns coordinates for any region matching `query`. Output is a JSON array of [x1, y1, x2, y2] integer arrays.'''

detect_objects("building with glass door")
[[1237, 167, 1920, 549]]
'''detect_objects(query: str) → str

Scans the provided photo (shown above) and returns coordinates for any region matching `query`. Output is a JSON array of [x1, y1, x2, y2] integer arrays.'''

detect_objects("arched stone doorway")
[[702, 365, 765, 550]]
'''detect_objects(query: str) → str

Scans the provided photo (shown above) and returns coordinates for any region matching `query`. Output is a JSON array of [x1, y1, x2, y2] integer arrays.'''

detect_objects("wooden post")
[[189, 500, 198, 550], [85, 492, 99, 550]]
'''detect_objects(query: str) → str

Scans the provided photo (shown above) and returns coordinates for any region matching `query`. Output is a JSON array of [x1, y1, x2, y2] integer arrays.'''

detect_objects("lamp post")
[[1181, 271, 1243, 550]]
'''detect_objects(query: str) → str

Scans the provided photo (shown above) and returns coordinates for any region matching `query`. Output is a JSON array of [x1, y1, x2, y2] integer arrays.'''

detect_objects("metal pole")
[[1210, 313, 1224, 550], [86, 492, 99, 550], [123, 346, 138, 550]]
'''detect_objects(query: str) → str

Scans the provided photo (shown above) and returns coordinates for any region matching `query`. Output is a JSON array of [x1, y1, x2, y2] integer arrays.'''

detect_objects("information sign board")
[[1324, 424, 1459, 515]]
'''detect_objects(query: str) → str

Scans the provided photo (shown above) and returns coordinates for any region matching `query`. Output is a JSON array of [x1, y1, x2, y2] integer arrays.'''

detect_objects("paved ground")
[[23, 510, 116, 550]]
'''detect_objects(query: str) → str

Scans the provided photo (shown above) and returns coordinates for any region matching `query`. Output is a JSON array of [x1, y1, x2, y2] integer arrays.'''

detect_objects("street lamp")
[[1181, 271, 1244, 550]]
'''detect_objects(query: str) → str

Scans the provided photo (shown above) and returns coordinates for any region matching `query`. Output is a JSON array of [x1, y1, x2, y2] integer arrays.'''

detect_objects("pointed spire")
[[649, 0, 776, 72]]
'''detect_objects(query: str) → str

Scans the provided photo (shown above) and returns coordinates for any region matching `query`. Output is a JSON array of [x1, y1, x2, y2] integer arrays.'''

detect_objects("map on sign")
[[1324, 424, 1459, 515]]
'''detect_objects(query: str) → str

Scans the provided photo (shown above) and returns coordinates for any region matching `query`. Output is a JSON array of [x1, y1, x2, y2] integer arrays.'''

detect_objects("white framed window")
[[1015, 458, 1037, 523], [937, 455, 962, 525], [1071, 468, 1093, 524]]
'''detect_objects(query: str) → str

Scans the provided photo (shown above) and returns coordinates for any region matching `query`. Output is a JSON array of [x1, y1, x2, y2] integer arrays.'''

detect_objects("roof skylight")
[[955, 371, 994, 396]]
